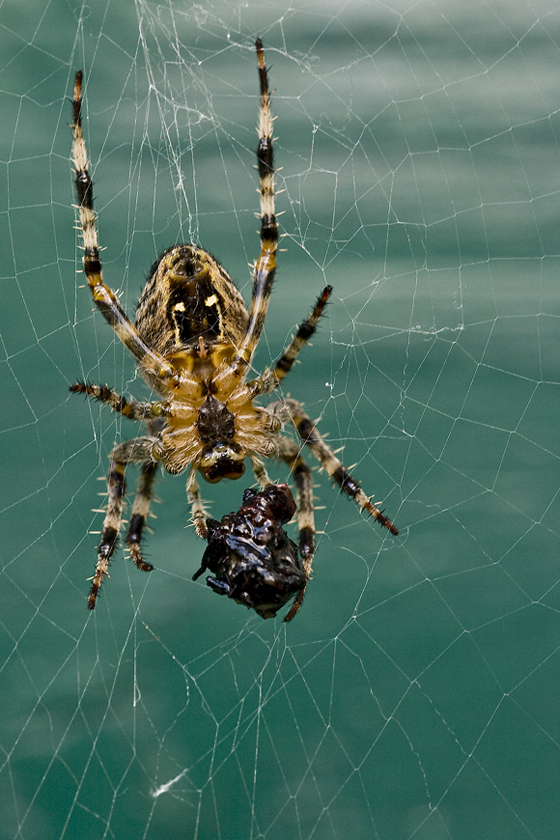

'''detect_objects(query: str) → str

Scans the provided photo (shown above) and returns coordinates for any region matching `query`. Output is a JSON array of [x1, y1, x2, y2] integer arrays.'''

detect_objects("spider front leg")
[[275, 398, 399, 536], [89, 436, 159, 609], [71, 72, 183, 391], [230, 39, 278, 377]]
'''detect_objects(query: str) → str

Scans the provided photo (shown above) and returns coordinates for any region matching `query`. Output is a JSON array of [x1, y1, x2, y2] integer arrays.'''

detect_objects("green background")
[[1, 1, 560, 838]]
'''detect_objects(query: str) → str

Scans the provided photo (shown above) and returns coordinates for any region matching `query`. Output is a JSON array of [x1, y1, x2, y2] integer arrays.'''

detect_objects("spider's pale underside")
[[70, 39, 397, 620]]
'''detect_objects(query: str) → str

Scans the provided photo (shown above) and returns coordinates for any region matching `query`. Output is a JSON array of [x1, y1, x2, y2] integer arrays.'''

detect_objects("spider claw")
[[375, 508, 399, 536]]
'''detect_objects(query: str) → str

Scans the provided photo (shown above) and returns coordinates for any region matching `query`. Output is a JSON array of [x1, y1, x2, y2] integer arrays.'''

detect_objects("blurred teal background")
[[1, 1, 560, 838]]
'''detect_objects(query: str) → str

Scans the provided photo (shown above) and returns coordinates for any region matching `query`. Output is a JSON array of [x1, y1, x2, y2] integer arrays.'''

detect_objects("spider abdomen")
[[136, 244, 249, 357]]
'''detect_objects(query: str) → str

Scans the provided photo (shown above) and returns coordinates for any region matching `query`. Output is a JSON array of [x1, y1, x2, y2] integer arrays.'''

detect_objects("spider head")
[[199, 442, 246, 483]]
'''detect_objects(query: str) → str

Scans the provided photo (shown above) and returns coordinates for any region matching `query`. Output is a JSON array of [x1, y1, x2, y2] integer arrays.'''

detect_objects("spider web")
[[1, 0, 560, 838]]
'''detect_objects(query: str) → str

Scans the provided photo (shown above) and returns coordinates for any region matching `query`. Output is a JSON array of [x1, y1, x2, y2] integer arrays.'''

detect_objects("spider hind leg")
[[125, 460, 158, 572], [88, 437, 159, 609], [277, 436, 316, 622]]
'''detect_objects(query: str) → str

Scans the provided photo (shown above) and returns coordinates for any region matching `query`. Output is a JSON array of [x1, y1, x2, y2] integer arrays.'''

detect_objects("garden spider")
[[71, 39, 398, 618]]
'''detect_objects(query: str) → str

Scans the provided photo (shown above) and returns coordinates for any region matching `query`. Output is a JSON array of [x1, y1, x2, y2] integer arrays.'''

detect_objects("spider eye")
[[199, 443, 246, 483]]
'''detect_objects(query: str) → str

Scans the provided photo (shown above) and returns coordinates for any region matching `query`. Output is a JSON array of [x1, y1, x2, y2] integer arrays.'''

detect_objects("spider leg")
[[71, 72, 180, 390], [187, 466, 208, 539], [277, 436, 316, 622], [249, 455, 273, 488], [125, 460, 159, 572], [273, 285, 333, 385], [89, 436, 159, 609], [231, 39, 277, 375], [70, 381, 166, 421], [275, 398, 399, 535], [247, 285, 334, 399]]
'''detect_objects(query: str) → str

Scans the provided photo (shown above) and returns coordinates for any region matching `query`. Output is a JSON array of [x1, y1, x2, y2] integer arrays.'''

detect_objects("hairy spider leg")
[[69, 382, 166, 421], [243, 282, 334, 618], [231, 38, 278, 376], [88, 437, 158, 608], [278, 398, 399, 536], [186, 466, 208, 539], [277, 436, 315, 622], [71, 75, 202, 606], [125, 460, 159, 573], [246, 285, 334, 401], [273, 285, 333, 385], [72, 72, 190, 393], [70, 389, 166, 606], [248, 455, 273, 488]]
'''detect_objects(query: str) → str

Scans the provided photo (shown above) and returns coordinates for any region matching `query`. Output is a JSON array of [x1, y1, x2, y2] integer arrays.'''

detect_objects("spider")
[[70, 39, 398, 619]]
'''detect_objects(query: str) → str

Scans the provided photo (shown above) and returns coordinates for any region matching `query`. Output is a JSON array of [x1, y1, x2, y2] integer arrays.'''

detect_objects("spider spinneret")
[[70, 39, 397, 618]]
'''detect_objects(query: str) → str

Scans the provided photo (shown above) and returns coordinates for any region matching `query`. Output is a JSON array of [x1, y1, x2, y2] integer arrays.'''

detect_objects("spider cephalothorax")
[[71, 40, 397, 619]]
